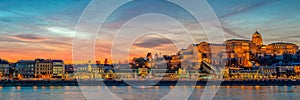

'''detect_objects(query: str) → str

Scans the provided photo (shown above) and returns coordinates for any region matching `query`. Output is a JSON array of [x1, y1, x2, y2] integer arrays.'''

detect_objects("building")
[[35, 59, 52, 78], [65, 64, 74, 73], [73, 60, 108, 79], [179, 44, 201, 70], [177, 42, 227, 71], [0, 59, 9, 78], [197, 42, 226, 66], [225, 39, 252, 67], [175, 30, 299, 69], [15, 60, 35, 78], [266, 42, 299, 55], [15, 59, 66, 78], [250, 31, 267, 54], [65, 64, 74, 79], [223, 31, 300, 68], [251, 31, 263, 46], [52, 60, 65, 78]]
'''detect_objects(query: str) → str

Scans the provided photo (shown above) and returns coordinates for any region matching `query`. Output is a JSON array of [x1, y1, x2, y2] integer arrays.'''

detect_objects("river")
[[0, 86, 299, 100]]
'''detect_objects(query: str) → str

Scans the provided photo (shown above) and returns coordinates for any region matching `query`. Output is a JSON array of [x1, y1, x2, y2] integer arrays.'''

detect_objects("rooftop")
[[269, 42, 296, 45], [225, 39, 251, 42], [17, 60, 35, 64]]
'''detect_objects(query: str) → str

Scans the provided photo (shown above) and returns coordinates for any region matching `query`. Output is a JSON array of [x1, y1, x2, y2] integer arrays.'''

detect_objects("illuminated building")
[[223, 31, 297, 68], [251, 31, 263, 46], [52, 60, 65, 78], [73, 60, 112, 79], [35, 59, 53, 78], [178, 42, 226, 70], [64, 64, 74, 78], [225, 39, 252, 67], [179, 44, 201, 70], [15, 60, 35, 78], [266, 42, 299, 55], [292, 63, 300, 77], [228, 69, 261, 79], [0, 59, 9, 78], [176, 30, 299, 69], [197, 42, 226, 66], [250, 31, 266, 54]]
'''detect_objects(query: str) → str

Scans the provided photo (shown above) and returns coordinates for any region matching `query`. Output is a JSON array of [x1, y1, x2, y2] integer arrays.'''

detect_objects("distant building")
[[250, 31, 266, 54], [251, 31, 263, 46], [65, 64, 74, 74], [0, 59, 9, 78], [15, 60, 35, 78], [176, 30, 299, 69], [179, 44, 200, 70], [225, 39, 252, 67], [15, 59, 65, 78], [52, 60, 65, 78], [266, 42, 299, 55], [35, 59, 52, 78], [178, 42, 227, 70], [197, 42, 226, 66], [223, 31, 300, 68], [64, 64, 74, 79]]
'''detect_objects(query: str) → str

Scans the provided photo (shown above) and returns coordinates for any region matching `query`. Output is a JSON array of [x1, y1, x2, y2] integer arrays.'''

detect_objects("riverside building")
[[52, 60, 65, 78], [173, 30, 299, 69], [35, 59, 52, 78], [15, 60, 35, 78], [0, 59, 10, 78], [15, 59, 65, 78]]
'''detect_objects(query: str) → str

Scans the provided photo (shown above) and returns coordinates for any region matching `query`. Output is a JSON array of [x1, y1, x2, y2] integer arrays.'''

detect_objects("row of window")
[[17, 67, 52, 70], [16, 68, 34, 71], [36, 68, 52, 70], [36, 64, 52, 67], [17, 64, 34, 68]]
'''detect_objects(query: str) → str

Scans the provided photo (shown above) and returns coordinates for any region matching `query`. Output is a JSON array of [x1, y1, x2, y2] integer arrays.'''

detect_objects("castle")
[[171, 31, 299, 69]]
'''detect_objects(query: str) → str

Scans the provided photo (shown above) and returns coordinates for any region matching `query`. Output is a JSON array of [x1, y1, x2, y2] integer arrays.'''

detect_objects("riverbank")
[[1, 79, 300, 86]]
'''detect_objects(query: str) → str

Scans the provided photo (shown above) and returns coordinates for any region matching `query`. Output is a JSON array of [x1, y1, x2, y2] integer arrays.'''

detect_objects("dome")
[[251, 31, 263, 46], [252, 31, 261, 38]]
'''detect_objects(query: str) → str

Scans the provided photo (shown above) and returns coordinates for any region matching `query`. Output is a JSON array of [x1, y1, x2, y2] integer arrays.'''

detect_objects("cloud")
[[219, 0, 279, 18], [8, 34, 48, 42], [221, 25, 247, 39], [133, 36, 174, 48]]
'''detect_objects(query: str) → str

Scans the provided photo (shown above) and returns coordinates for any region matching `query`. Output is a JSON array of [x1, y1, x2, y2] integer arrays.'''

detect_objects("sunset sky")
[[0, 0, 300, 63]]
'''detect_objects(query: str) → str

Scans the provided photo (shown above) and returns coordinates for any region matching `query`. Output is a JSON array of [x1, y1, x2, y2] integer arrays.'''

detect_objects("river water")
[[0, 86, 299, 100]]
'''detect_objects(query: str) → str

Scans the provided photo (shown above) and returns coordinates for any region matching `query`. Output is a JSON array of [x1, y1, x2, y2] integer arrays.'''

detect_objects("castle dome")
[[252, 31, 263, 46], [252, 31, 261, 38]]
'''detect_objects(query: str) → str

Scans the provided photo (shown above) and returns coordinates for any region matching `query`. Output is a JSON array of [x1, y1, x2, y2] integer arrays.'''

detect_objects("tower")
[[251, 31, 263, 46], [87, 60, 92, 72]]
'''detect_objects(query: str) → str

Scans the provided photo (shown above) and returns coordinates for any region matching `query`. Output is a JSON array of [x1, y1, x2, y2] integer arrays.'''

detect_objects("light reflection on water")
[[0, 86, 300, 100]]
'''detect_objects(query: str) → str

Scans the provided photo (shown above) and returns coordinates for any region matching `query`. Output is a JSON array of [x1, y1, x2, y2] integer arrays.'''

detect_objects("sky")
[[0, 0, 300, 64]]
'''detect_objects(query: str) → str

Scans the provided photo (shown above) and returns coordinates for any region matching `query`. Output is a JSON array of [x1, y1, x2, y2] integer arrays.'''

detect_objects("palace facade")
[[172, 31, 299, 69]]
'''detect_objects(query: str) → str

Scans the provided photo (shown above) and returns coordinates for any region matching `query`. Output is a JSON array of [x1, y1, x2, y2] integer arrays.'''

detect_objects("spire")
[[254, 28, 260, 34], [255, 30, 260, 34]]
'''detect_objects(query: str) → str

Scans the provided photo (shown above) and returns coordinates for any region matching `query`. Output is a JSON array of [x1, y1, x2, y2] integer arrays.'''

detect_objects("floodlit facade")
[[178, 31, 299, 69], [35, 59, 53, 78], [52, 60, 65, 78], [0, 60, 10, 78], [225, 39, 252, 67], [266, 42, 299, 55]]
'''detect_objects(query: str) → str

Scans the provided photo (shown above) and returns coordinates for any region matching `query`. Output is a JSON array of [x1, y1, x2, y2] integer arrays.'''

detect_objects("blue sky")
[[0, 0, 299, 63]]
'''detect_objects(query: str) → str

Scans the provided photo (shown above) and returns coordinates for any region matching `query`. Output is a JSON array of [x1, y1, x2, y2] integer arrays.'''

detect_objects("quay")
[[1, 79, 300, 86]]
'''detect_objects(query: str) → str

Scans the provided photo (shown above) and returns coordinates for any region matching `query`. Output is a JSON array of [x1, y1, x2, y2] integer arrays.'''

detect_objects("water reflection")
[[16, 86, 21, 91], [33, 86, 37, 91], [0, 86, 300, 100]]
